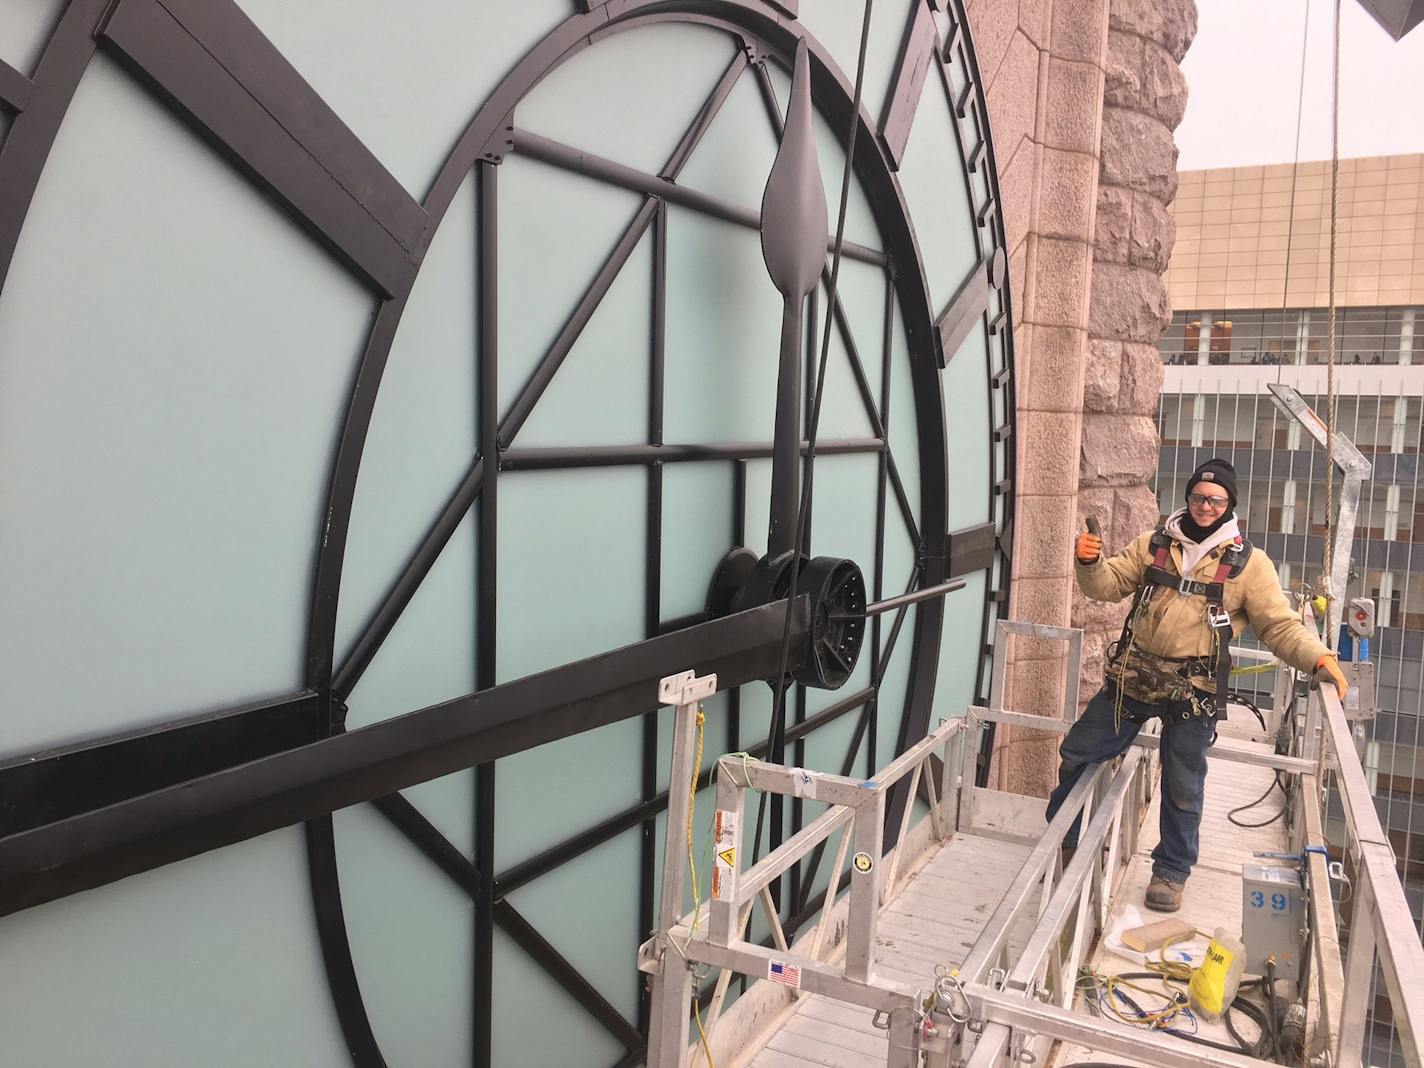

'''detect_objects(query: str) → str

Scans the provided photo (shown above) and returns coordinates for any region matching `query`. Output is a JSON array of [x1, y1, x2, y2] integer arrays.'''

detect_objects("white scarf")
[[1163, 507, 1242, 576]]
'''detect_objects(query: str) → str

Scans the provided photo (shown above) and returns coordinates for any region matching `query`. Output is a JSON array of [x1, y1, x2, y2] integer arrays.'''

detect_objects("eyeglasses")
[[1188, 493, 1229, 509]]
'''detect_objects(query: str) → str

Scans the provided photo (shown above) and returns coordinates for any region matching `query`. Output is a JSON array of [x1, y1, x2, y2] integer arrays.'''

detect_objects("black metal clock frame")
[[0, 2, 1016, 1066]]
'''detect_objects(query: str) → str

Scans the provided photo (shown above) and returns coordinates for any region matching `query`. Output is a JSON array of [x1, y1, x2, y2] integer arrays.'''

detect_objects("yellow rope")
[[1231, 661, 1282, 676], [687, 707, 706, 931], [685, 705, 716, 1068]]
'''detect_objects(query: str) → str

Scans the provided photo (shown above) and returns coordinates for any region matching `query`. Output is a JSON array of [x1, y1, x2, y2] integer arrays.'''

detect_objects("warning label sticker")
[[712, 809, 738, 902]]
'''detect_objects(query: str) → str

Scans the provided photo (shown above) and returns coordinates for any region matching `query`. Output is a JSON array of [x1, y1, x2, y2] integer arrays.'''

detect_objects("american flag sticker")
[[767, 960, 801, 989]]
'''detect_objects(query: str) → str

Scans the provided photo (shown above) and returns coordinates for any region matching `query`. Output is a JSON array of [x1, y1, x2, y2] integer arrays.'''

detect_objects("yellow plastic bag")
[[1188, 928, 1245, 1019]]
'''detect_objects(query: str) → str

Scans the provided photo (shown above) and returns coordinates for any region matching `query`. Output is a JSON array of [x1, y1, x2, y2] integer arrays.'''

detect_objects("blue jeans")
[[1044, 684, 1216, 884]]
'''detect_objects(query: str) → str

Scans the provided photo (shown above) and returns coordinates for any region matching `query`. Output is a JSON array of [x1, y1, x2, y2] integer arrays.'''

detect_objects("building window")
[[1375, 572, 1396, 629], [1386, 484, 1402, 541], [1281, 479, 1297, 535]]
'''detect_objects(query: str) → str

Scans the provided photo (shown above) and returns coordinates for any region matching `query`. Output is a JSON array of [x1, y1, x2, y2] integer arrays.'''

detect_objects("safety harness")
[[1107, 526, 1253, 721]]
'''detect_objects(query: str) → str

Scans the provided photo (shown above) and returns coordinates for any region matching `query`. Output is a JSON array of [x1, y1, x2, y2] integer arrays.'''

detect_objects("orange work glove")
[[1313, 654, 1349, 702], [1075, 532, 1103, 563]]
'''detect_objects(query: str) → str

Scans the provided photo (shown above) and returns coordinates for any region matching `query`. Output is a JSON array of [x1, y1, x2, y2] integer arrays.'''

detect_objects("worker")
[[1047, 458, 1348, 912]]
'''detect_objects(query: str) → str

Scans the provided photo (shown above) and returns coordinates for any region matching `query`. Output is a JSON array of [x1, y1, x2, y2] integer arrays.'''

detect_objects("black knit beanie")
[[1185, 458, 1237, 508]]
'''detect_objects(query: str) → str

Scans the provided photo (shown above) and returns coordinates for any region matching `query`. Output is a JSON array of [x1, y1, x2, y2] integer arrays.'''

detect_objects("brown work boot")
[[1145, 874, 1184, 912]]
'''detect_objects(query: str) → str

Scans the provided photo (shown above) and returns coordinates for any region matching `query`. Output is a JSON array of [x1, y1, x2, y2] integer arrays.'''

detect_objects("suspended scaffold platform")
[[640, 616, 1424, 1068]]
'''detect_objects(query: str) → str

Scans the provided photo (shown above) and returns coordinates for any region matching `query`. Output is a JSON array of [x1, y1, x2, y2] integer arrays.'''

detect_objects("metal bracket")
[[636, 936, 664, 975], [658, 669, 717, 707]]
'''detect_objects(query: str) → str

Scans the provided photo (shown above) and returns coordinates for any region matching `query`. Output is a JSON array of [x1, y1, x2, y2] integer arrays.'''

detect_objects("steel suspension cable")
[[1323, 0, 1342, 626], [1276, 0, 1313, 382]]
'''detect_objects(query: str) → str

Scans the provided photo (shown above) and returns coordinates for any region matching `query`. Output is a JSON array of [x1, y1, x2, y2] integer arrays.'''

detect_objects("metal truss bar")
[[473, 157, 499, 1068], [793, 706, 872, 915], [737, 799, 853, 904], [965, 984, 1265, 1068], [495, 685, 874, 896], [338, 45, 745, 700], [0, 0, 108, 295], [658, 920, 918, 1014], [495, 899, 642, 1052], [100, 0, 423, 297], [638, 195, 668, 1037], [820, 271, 885, 436], [499, 437, 884, 470], [0, 59, 33, 112], [305, 816, 386, 1068], [0, 690, 321, 837], [659, 47, 748, 178], [511, 128, 887, 267], [975, 706, 1318, 775], [371, 795, 641, 1053], [373, 793, 480, 896], [497, 200, 658, 448], [332, 456, 485, 698], [725, 719, 963, 907], [0, 599, 808, 917]]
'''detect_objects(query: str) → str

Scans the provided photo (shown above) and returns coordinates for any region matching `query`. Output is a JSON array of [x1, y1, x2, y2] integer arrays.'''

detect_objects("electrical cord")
[[1104, 970, 1281, 1060], [1228, 770, 1287, 828], [1219, 690, 1289, 828], [1264, 959, 1282, 1061], [1225, 689, 1268, 732]]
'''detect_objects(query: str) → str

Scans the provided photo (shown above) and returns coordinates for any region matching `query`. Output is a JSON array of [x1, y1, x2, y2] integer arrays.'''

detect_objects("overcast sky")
[[1176, 0, 1424, 172]]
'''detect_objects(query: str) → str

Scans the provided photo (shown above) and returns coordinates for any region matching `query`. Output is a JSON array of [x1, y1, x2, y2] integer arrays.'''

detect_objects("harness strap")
[[1204, 555, 1236, 722], [1109, 529, 1254, 722], [1143, 565, 1224, 600]]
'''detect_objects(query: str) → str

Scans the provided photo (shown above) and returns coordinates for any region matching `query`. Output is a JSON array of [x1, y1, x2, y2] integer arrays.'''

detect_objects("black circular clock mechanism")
[[707, 547, 866, 690]]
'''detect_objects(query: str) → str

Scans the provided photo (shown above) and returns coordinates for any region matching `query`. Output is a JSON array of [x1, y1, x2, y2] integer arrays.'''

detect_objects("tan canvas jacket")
[[1076, 528, 1330, 683]]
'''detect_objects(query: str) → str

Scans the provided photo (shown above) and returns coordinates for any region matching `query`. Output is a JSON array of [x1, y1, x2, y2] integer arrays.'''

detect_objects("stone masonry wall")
[[964, 0, 1196, 798], [1074, 0, 1197, 701], [966, 0, 1111, 796]]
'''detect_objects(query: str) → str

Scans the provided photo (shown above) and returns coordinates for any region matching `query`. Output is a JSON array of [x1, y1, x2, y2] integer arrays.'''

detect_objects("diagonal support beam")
[[99, 0, 426, 297], [371, 793, 642, 1051], [0, 58, 33, 113], [336, 53, 751, 698]]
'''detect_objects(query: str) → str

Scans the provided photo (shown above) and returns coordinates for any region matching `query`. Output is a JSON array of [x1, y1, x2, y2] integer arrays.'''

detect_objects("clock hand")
[[760, 38, 828, 558]]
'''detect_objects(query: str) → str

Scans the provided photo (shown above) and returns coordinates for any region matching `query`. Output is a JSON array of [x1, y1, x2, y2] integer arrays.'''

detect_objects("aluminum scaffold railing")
[[642, 641, 1424, 1068]]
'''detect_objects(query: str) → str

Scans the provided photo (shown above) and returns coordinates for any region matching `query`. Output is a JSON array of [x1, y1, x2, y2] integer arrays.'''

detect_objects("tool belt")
[[1106, 646, 1213, 708], [1106, 527, 1253, 722]]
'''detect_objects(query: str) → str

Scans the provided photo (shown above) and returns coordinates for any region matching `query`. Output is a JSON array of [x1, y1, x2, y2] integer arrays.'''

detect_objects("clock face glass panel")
[[0, 4, 1011, 1066]]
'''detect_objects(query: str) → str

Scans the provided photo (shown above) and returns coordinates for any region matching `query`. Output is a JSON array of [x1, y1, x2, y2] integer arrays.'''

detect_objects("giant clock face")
[[0, 2, 1013, 1066]]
